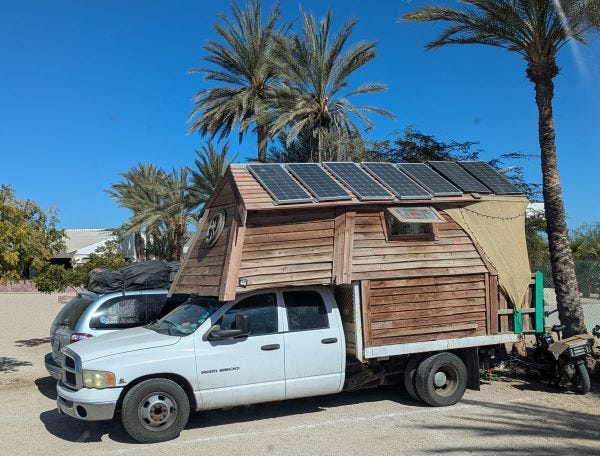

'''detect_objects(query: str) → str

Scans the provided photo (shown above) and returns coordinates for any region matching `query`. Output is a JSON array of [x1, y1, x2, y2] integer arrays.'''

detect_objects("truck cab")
[[56, 286, 346, 443]]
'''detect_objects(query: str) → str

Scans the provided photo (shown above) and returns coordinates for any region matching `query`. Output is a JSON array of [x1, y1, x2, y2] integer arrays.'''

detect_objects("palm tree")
[[108, 166, 196, 261], [269, 10, 394, 162], [188, 0, 281, 162], [108, 163, 166, 260], [188, 141, 236, 210], [402, 0, 600, 335]]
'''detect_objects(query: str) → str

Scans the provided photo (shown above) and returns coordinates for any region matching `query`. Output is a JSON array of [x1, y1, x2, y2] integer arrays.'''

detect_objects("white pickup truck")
[[56, 285, 502, 443]]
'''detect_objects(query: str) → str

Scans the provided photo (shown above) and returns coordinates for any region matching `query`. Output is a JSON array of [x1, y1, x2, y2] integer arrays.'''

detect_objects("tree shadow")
[[0, 357, 32, 373], [40, 385, 419, 444], [15, 337, 51, 347], [418, 397, 600, 454]]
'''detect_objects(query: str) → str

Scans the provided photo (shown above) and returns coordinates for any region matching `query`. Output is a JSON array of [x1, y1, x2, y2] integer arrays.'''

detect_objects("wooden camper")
[[171, 162, 536, 351]]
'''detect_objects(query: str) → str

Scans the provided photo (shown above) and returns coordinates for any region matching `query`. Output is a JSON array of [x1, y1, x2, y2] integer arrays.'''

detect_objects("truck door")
[[196, 292, 286, 409], [282, 289, 344, 399]]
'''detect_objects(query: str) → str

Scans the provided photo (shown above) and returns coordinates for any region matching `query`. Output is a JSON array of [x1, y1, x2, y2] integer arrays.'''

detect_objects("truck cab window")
[[283, 291, 329, 331], [219, 293, 278, 336]]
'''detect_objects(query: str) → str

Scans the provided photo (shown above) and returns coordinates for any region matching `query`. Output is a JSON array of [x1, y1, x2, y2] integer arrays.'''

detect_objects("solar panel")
[[428, 161, 492, 194], [361, 162, 432, 199], [459, 161, 522, 195], [323, 162, 394, 201], [396, 163, 463, 196], [247, 164, 313, 204], [286, 163, 351, 202]]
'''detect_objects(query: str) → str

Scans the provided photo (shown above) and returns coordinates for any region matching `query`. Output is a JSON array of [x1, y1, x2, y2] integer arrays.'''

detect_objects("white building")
[[53, 229, 137, 266]]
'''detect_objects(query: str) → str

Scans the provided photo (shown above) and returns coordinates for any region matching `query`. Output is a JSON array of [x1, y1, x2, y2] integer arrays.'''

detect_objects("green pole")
[[534, 271, 544, 333], [513, 308, 523, 334]]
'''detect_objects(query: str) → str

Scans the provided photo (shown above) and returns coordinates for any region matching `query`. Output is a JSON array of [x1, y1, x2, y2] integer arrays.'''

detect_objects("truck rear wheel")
[[415, 352, 467, 407], [403, 355, 424, 402], [121, 378, 190, 443]]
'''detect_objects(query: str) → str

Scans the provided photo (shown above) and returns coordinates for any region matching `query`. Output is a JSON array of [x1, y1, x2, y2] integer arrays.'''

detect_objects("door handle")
[[261, 344, 280, 351], [321, 338, 337, 344]]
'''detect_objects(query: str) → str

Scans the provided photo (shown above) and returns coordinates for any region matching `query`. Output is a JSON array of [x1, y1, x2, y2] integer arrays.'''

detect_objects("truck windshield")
[[147, 295, 222, 336]]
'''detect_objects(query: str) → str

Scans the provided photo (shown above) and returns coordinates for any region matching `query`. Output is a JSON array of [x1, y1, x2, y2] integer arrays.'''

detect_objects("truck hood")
[[67, 327, 180, 362]]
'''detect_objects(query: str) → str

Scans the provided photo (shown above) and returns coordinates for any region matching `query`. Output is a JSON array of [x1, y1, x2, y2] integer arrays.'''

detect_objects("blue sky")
[[1, 0, 598, 229]]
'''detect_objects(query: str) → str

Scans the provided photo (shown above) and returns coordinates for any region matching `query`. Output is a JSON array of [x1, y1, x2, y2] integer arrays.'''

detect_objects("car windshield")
[[147, 295, 222, 336]]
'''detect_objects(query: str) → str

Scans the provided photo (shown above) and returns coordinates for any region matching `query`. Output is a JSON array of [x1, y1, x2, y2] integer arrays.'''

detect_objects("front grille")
[[65, 372, 76, 385], [62, 354, 79, 389]]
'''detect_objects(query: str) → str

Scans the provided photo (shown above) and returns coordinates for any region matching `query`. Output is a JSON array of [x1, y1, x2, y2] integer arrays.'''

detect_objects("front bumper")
[[56, 381, 123, 421], [44, 353, 61, 380]]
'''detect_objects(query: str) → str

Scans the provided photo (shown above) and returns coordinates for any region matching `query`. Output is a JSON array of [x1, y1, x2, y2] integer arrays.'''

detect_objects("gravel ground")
[[1, 294, 599, 456]]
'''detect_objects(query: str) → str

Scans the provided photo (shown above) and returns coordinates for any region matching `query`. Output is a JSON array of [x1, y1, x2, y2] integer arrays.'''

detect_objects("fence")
[[532, 260, 600, 333]]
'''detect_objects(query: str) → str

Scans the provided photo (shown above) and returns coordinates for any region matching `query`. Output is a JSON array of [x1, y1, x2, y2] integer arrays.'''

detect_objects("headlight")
[[82, 370, 116, 389]]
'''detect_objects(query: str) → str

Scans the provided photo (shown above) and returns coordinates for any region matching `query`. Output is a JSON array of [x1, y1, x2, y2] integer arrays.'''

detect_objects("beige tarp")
[[445, 196, 531, 310]]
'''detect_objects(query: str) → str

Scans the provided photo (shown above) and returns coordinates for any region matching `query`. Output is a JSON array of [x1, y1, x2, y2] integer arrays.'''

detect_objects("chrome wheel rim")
[[138, 392, 177, 432]]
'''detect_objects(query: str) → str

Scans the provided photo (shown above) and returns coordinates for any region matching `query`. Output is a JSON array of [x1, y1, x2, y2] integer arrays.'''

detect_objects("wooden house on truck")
[[170, 160, 542, 406]]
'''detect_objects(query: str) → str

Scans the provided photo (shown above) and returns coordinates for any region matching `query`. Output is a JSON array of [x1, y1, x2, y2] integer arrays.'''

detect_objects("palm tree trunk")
[[173, 221, 186, 261], [134, 232, 145, 262], [533, 73, 586, 336], [257, 123, 267, 163]]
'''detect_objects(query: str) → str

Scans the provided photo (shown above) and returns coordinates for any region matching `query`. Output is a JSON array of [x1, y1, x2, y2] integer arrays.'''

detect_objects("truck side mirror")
[[235, 314, 251, 336], [208, 314, 251, 340]]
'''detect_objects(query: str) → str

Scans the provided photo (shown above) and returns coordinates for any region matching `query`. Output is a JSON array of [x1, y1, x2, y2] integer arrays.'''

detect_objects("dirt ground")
[[1, 294, 599, 456]]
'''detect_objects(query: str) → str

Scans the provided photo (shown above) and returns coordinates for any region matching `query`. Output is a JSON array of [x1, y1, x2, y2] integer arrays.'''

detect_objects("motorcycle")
[[535, 308, 593, 395]]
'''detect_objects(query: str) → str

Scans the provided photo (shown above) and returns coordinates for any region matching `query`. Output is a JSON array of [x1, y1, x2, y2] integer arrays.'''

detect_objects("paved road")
[[1, 294, 599, 456]]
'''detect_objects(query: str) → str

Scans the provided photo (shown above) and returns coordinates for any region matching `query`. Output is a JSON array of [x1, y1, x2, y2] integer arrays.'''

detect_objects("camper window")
[[385, 207, 443, 241]]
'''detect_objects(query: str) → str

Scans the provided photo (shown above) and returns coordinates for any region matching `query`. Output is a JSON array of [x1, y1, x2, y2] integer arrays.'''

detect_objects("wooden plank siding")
[[365, 274, 488, 346], [235, 209, 336, 293], [351, 210, 487, 281], [353, 209, 494, 347], [170, 176, 239, 298]]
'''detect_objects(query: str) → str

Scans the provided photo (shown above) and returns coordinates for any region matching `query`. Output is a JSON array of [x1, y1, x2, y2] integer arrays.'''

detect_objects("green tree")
[[108, 166, 196, 261], [0, 185, 64, 283], [108, 163, 166, 259], [188, 141, 236, 209], [34, 240, 128, 293], [268, 126, 370, 163], [402, 0, 600, 335], [188, 0, 281, 162], [571, 223, 600, 259], [269, 9, 394, 161]]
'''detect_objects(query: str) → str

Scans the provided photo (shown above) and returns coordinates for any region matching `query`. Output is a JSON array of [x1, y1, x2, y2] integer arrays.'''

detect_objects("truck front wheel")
[[415, 352, 467, 407], [121, 378, 190, 443]]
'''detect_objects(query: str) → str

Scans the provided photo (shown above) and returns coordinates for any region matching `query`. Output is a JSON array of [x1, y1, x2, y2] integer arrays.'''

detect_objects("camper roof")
[[216, 161, 523, 211]]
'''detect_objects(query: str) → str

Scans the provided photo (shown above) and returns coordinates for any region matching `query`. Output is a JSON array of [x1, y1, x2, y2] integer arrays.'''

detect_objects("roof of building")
[[53, 229, 115, 259]]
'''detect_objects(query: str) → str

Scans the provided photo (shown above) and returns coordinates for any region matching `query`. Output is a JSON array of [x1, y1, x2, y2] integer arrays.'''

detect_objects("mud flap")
[[457, 347, 480, 391]]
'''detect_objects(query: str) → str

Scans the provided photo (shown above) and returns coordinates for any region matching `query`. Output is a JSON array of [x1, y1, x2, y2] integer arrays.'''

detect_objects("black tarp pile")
[[87, 261, 180, 294]]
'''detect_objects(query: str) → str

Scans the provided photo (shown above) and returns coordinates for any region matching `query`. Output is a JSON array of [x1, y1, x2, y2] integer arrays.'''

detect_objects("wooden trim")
[[343, 211, 355, 283], [333, 209, 345, 284], [360, 280, 372, 348], [489, 274, 499, 334], [484, 272, 491, 335], [218, 210, 246, 301], [333, 209, 355, 284]]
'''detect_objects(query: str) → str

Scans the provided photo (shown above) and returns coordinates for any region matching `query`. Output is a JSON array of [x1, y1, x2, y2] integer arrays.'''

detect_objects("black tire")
[[121, 378, 190, 443], [572, 362, 591, 395], [403, 355, 424, 402], [415, 352, 467, 407]]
